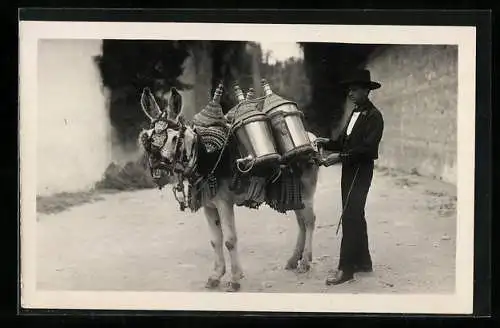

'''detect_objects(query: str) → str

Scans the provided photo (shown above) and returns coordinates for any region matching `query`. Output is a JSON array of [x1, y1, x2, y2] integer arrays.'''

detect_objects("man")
[[315, 68, 384, 285]]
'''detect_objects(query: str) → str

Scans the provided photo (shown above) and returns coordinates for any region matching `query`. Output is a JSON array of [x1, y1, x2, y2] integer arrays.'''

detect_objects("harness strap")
[[172, 177, 187, 211], [170, 122, 192, 212], [172, 124, 187, 173]]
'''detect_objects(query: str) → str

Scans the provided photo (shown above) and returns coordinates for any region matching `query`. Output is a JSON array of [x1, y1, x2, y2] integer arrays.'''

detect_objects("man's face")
[[348, 84, 370, 105]]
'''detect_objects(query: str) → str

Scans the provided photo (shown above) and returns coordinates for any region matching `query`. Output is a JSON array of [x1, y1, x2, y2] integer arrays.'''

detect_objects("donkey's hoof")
[[297, 260, 311, 273], [285, 258, 299, 270], [226, 282, 241, 292], [205, 277, 220, 289]]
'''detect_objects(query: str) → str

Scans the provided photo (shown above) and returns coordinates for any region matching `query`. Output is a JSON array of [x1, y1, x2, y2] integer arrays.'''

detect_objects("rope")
[[270, 167, 282, 183], [236, 157, 256, 174]]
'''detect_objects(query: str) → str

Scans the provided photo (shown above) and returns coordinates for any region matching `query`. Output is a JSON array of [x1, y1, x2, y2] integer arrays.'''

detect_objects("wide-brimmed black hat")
[[340, 69, 381, 90]]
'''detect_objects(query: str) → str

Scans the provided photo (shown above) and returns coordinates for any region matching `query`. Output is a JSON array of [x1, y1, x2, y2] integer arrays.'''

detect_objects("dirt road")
[[36, 165, 457, 294]]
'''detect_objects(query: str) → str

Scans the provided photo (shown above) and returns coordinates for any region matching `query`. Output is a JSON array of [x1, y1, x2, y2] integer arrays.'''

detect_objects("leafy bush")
[[94, 155, 165, 191], [37, 191, 106, 215], [37, 155, 171, 215]]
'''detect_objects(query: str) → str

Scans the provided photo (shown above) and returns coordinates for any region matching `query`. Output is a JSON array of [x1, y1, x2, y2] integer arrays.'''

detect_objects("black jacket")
[[324, 101, 384, 164]]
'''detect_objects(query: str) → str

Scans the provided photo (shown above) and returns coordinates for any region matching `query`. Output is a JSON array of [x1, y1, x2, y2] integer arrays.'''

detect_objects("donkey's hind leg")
[[204, 206, 226, 289]]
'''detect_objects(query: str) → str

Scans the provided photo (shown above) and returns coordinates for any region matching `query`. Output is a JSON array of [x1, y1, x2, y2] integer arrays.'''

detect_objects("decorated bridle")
[[139, 84, 232, 212], [155, 117, 200, 212], [170, 119, 190, 212], [140, 87, 198, 211], [171, 121, 187, 174]]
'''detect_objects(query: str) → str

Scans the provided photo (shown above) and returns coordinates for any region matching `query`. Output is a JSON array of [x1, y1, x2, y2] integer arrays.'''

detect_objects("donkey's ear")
[[167, 87, 183, 120], [140, 87, 163, 121]]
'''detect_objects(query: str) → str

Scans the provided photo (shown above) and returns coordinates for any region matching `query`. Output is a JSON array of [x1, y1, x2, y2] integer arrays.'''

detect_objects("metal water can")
[[260, 79, 315, 163], [231, 84, 281, 172]]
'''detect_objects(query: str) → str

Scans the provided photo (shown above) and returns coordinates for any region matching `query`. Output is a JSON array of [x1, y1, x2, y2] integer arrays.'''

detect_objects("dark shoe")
[[325, 270, 354, 285]]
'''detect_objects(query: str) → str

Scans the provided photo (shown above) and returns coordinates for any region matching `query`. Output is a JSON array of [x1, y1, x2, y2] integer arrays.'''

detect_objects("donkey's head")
[[139, 87, 199, 181]]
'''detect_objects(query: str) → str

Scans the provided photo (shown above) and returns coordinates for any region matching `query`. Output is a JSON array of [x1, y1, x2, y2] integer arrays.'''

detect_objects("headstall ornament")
[[169, 112, 191, 212]]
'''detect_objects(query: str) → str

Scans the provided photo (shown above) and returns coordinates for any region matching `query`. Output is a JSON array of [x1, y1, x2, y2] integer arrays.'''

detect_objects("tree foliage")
[[93, 40, 256, 148], [93, 39, 377, 147], [298, 42, 378, 137], [95, 40, 193, 94], [209, 41, 251, 113], [93, 40, 194, 147], [261, 57, 311, 110]]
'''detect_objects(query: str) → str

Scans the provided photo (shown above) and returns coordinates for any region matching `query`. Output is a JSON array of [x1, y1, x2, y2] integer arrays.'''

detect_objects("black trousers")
[[337, 160, 374, 272]]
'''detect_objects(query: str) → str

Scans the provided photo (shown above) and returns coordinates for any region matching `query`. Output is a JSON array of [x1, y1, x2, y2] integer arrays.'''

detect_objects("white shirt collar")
[[346, 111, 361, 136]]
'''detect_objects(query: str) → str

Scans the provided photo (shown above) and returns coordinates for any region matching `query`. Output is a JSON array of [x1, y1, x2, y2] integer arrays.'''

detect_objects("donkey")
[[138, 87, 321, 292]]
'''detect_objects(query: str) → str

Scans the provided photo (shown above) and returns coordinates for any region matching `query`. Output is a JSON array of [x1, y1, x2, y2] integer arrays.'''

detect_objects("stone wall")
[[366, 44, 458, 185], [36, 40, 217, 196], [336, 45, 458, 185]]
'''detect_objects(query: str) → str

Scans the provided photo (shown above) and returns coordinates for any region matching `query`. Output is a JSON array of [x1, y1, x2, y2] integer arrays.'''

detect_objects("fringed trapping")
[[265, 167, 305, 213], [187, 174, 218, 212], [231, 175, 268, 209], [184, 125, 230, 212]]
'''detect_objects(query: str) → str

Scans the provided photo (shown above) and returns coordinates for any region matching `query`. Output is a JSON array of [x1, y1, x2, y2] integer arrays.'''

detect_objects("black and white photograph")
[[19, 19, 476, 314]]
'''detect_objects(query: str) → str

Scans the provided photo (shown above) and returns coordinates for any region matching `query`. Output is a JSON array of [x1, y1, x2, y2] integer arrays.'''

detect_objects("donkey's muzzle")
[[149, 161, 172, 189]]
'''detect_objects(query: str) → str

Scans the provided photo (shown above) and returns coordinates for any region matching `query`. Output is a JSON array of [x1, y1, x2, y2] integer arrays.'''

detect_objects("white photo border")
[[19, 21, 476, 314]]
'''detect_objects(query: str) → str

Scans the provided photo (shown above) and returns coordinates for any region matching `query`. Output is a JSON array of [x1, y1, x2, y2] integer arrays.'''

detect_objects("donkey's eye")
[[172, 136, 178, 143]]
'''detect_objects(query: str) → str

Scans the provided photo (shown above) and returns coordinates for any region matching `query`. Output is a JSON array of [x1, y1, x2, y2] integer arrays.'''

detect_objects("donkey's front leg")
[[204, 206, 225, 289], [295, 203, 316, 273], [217, 201, 244, 292]]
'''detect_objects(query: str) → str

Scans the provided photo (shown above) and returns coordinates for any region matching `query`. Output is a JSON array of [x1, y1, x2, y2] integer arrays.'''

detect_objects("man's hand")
[[313, 137, 342, 152], [313, 137, 331, 150], [314, 137, 330, 144]]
